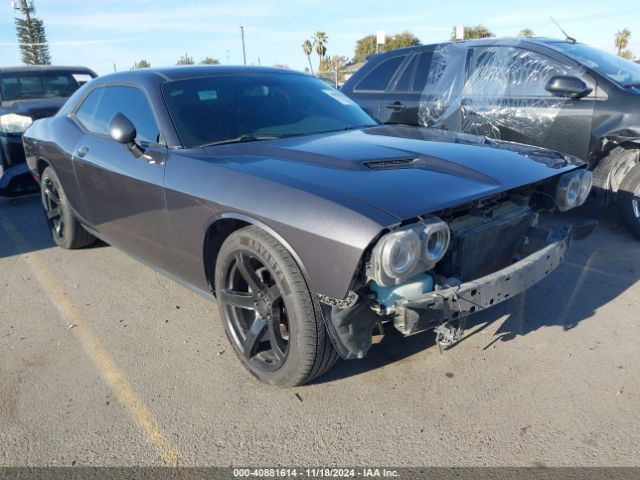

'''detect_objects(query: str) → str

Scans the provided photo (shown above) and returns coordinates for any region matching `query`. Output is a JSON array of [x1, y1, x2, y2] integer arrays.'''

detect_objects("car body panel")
[[23, 66, 586, 302], [205, 125, 581, 220]]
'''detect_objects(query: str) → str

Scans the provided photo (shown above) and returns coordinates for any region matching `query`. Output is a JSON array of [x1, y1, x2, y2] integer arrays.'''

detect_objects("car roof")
[[0, 65, 97, 75], [91, 65, 305, 85], [369, 37, 576, 59]]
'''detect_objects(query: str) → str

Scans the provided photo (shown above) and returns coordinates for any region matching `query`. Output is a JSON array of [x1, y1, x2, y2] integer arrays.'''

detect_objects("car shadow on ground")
[[314, 204, 640, 385], [0, 195, 107, 259]]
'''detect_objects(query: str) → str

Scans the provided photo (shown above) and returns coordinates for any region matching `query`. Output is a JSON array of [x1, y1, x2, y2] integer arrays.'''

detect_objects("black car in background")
[[0, 65, 97, 196], [342, 38, 640, 238]]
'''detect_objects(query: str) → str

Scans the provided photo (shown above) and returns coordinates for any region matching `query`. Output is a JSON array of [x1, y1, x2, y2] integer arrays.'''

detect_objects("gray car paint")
[[23, 66, 584, 301]]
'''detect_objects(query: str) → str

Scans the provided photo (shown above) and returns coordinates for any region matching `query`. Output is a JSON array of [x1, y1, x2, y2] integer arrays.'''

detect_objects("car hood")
[[1, 97, 68, 120], [206, 125, 583, 220]]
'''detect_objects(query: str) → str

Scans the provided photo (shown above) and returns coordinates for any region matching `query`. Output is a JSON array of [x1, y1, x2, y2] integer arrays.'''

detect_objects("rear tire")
[[41, 166, 96, 249], [617, 163, 640, 240], [215, 225, 337, 387]]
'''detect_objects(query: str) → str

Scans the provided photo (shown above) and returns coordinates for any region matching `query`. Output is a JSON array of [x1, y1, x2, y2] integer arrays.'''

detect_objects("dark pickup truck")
[[0, 65, 96, 196]]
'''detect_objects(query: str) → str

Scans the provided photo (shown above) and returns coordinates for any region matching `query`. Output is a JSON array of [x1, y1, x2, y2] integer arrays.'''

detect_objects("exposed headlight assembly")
[[556, 169, 593, 212], [370, 217, 450, 287], [422, 217, 450, 266], [0, 113, 33, 134]]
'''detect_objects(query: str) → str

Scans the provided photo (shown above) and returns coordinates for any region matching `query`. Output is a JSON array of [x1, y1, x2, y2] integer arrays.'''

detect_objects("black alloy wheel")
[[40, 167, 96, 249], [220, 250, 290, 371], [214, 226, 338, 387], [42, 175, 64, 240]]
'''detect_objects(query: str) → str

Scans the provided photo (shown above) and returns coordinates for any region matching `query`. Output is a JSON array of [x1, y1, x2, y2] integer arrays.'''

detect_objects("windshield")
[[162, 73, 377, 148], [548, 42, 640, 87], [0, 72, 93, 102]]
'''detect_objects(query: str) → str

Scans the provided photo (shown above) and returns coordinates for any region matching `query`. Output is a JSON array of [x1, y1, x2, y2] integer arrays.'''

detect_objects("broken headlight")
[[555, 169, 593, 212], [422, 217, 450, 266], [0, 113, 33, 134], [370, 218, 450, 287]]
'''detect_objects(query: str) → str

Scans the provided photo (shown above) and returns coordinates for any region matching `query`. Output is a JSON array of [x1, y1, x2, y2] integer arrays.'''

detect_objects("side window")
[[392, 55, 418, 92], [74, 88, 105, 133], [75, 86, 160, 144], [95, 87, 160, 144], [354, 56, 406, 92], [412, 52, 434, 93]]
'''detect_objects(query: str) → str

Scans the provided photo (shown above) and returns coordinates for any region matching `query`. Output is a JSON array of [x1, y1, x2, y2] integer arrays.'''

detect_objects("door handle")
[[76, 146, 90, 158], [385, 102, 406, 111]]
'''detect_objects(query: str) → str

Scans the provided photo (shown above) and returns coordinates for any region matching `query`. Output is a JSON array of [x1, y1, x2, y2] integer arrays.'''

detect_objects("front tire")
[[215, 226, 337, 387], [41, 167, 96, 249], [617, 163, 640, 240]]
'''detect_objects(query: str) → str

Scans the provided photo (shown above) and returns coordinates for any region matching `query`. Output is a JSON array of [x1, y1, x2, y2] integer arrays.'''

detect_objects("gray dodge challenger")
[[22, 66, 596, 386]]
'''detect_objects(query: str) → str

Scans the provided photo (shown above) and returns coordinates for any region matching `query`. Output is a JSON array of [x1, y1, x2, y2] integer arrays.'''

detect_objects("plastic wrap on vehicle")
[[418, 40, 594, 149]]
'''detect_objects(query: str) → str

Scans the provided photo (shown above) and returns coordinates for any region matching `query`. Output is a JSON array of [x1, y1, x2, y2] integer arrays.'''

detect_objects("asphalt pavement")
[[1, 194, 639, 467]]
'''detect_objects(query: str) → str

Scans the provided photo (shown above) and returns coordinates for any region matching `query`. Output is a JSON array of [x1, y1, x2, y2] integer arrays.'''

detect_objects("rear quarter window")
[[354, 56, 406, 92], [412, 52, 434, 92]]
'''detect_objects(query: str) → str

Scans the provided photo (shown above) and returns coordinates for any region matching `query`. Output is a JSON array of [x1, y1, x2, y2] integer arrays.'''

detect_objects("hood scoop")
[[365, 154, 501, 186], [364, 158, 418, 169]]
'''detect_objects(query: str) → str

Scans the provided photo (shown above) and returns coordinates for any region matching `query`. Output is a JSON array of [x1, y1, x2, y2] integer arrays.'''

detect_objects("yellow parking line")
[[2, 220, 183, 466]]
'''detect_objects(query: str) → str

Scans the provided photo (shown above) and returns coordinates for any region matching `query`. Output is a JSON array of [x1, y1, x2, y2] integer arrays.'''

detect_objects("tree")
[[200, 57, 220, 64], [132, 59, 150, 69], [354, 35, 377, 63], [386, 31, 420, 50], [302, 39, 314, 74], [353, 31, 420, 63], [615, 29, 633, 59], [519, 28, 535, 38], [450, 25, 494, 41], [313, 31, 328, 65], [176, 53, 194, 65], [13, 0, 51, 65], [318, 55, 349, 86]]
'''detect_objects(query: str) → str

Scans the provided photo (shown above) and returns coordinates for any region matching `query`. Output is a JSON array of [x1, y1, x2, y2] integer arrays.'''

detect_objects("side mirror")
[[108, 112, 136, 144], [108, 112, 146, 158], [545, 75, 592, 99]]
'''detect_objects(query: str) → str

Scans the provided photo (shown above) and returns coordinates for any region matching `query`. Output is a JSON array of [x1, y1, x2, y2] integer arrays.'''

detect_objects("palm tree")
[[519, 28, 534, 38], [615, 29, 631, 57], [302, 39, 314, 74], [313, 31, 328, 69]]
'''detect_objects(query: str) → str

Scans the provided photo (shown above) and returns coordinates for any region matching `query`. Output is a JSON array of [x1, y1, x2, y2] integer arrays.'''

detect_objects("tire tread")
[[218, 225, 337, 386], [616, 163, 640, 240]]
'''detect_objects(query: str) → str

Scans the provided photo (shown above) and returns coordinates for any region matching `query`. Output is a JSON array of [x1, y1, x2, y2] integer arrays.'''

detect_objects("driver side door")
[[70, 85, 174, 271]]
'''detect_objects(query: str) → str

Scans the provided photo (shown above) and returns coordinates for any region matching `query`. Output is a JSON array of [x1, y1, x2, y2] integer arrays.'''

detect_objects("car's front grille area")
[[0, 135, 27, 169], [437, 203, 534, 282]]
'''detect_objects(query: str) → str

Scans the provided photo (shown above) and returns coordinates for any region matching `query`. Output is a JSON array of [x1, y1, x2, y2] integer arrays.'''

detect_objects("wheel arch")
[[591, 140, 640, 203], [203, 213, 312, 298], [36, 156, 52, 178]]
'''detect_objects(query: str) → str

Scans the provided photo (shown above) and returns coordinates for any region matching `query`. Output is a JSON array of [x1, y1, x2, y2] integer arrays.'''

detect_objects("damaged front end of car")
[[317, 168, 598, 360]]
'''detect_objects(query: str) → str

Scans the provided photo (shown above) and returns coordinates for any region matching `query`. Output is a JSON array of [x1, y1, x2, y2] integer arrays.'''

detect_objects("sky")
[[1, 0, 639, 75]]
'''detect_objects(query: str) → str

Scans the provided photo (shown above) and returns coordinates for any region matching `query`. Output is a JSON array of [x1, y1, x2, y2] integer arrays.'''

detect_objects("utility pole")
[[240, 26, 247, 65]]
